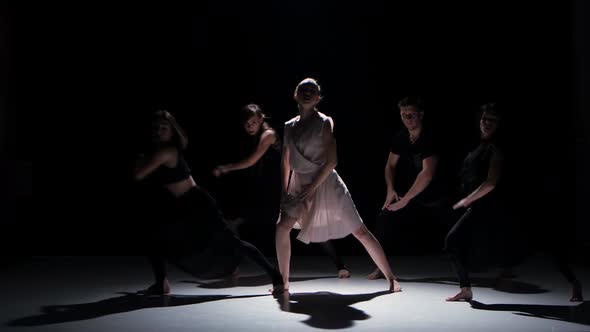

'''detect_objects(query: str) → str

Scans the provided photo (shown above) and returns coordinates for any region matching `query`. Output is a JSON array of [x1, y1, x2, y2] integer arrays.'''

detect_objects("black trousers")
[[444, 206, 481, 288], [444, 200, 579, 288], [147, 187, 282, 285]]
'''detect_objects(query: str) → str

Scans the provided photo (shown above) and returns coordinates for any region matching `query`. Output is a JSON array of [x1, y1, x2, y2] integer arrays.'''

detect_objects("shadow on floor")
[[6, 291, 267, 327], [273, 290, 392, 329], [397, 276, 549, 294], [469, 300, 590, 326]]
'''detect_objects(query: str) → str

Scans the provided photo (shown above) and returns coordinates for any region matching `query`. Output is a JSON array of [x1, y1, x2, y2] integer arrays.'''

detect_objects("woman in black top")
[[444, 103, 507, 301], [213, 103, 282, 235], [213, 104, 350, 278], [134, 110, 284, 295], [444, 103, 583, 302]]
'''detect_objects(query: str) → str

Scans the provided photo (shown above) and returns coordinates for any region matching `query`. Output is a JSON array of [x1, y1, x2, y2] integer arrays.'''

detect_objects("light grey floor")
[[1, 255, 588, 332]]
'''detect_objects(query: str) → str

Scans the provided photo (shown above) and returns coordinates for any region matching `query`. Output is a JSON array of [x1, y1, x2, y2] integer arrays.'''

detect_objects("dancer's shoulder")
[[285, 116, 300, 126], [316, 111, 333, 127]]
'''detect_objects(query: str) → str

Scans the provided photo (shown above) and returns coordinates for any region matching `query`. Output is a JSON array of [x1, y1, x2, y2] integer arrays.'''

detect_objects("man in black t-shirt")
[[368, 96, 447, 279]]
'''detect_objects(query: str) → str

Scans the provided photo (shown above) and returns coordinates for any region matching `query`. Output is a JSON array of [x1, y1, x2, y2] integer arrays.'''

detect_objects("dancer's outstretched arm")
[[453, 147, 503, 209], [386, 155, 437, 211], [383, 152, 401, 209], [213, 129, 277, 176], [133, 147, 175, 181]]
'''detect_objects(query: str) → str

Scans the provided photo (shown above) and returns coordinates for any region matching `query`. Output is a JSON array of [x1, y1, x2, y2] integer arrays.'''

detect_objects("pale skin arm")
[[213, 130, 277, 176], [383, 152, 400, 209], [298, 117, 338, 201], [453, 148, 503, 209], [133, 147, 175, 181], [387, 155, 437, 211]]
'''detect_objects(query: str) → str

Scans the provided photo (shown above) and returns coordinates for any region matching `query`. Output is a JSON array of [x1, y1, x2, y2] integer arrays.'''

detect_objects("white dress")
[[280, 111, 364, 244]]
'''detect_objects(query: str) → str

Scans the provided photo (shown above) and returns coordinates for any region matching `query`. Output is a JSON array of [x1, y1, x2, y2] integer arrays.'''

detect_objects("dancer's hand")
[[212, 165, 228, 177], [386, 196, 408, 211], [297, 184, 317, 202], [382, 189, 400, 209], [280, 192, 289, 204], [453, 198, 471, 210]]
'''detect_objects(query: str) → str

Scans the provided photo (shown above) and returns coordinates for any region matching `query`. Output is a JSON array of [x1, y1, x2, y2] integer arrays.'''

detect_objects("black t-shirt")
[[459, 141, 504, 203], [389, 128, 443, 205]]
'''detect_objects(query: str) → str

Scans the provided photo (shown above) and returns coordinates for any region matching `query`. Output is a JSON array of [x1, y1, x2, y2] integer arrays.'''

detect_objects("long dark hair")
[[478, 102, 502, 142], [152, 110, 189, 151], [240, 104, 280, 150]]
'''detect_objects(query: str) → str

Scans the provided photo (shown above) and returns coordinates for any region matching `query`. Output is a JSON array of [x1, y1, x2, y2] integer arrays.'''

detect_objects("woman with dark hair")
[[213, 104, 280, 178], [275, 78, 401, 292], [444, 103, 509, 301], [133, 110, 284, 295], [213, 104, 351, 278], [444, 103, 583, 302]]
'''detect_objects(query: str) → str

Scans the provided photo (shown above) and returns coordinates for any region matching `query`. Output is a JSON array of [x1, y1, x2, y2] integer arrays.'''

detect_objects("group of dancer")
[[132, 77, 583, 302]]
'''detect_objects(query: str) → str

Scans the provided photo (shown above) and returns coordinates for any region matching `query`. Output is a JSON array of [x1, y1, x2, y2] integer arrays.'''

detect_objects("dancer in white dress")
[[274, 78, 401, 292]]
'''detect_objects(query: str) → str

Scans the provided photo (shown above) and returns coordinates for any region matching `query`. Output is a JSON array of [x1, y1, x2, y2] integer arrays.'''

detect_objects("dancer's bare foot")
[[389, 278, 402, 292], [367, 268, 385, 280], [571, 280, 584, 302], [446, 287, 473, 302], [139, 278, 171, 295], [338, 268, 351, 278]]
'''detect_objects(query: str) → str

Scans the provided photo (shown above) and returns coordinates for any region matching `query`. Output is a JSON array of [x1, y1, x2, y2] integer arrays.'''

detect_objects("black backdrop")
[[5, 1, 588, 256]]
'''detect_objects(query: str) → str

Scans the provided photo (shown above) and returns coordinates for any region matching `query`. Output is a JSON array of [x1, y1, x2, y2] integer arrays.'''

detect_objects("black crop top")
[[150, 150, 192, 185]]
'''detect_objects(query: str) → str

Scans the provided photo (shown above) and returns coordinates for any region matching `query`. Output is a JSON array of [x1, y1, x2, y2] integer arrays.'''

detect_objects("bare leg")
[[368, 209, 392, 280], [446, 287, 473, 301], [338, 268, 351, 278], [352, 225, 401, 292], [274, 212, 298, 292]]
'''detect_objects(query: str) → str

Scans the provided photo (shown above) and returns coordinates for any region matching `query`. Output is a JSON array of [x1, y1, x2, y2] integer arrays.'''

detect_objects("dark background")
[[3, 1, 588, 259]]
